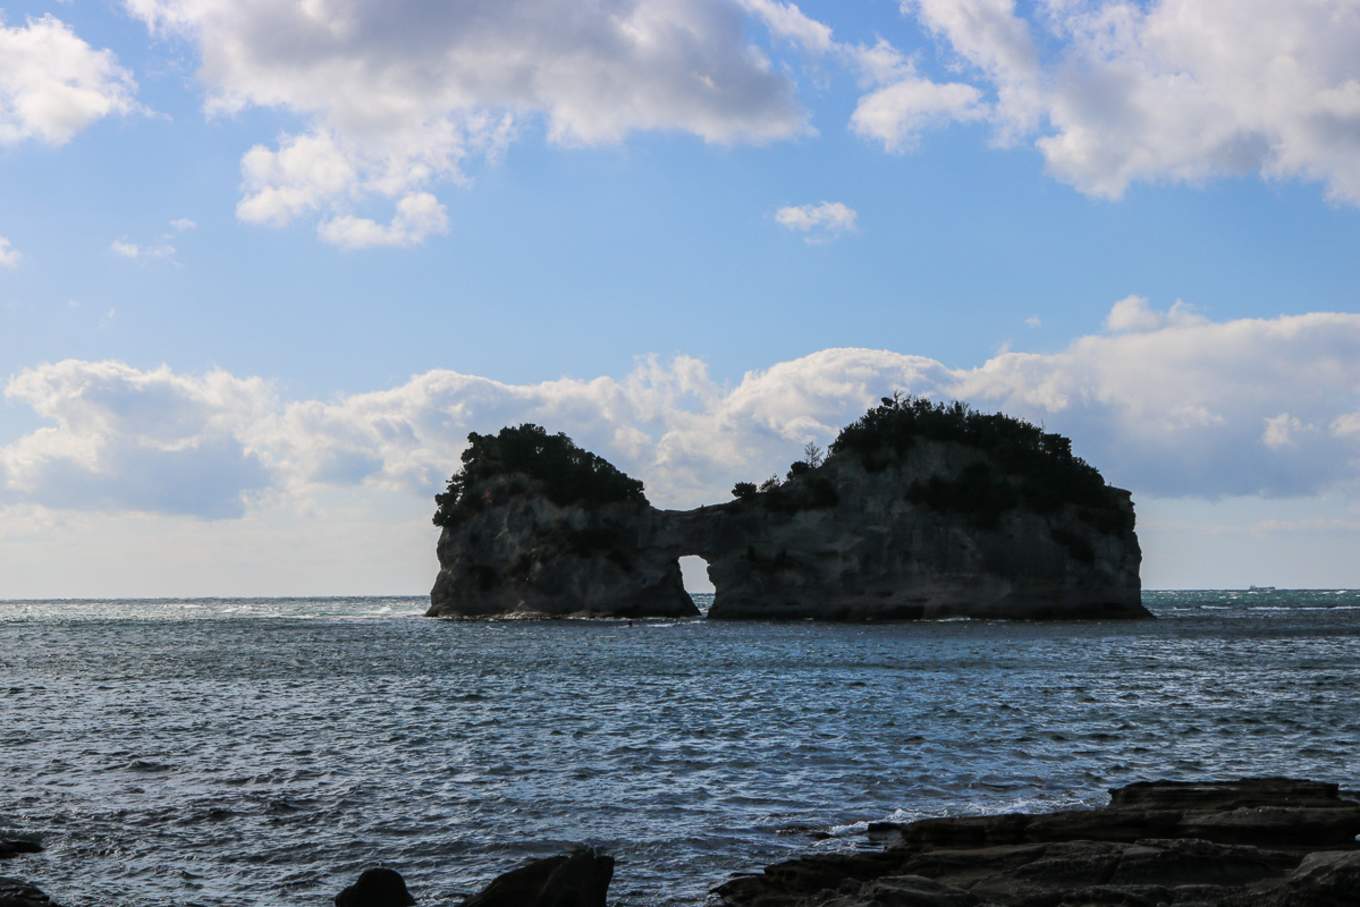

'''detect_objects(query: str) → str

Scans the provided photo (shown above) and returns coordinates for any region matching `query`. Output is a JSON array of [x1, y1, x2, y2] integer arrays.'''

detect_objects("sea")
[[2, 590, 1358, 906]]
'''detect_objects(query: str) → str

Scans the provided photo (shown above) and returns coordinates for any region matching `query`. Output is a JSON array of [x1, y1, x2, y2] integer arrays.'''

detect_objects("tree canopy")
[[433, 424, 646, 527], [830, 394, 1129, 530]]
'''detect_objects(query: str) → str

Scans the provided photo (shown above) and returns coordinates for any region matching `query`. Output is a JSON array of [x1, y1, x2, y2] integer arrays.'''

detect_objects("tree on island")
[[433, 423, 646, 527], [727, 394, 1129, 532]]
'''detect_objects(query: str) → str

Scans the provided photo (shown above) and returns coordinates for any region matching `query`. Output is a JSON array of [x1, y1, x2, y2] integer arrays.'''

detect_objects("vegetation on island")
[[434, 397, 1130, 551], [730, 441, 839, 513], [731, 394, 1131, 535], [433, 423, 645, 527]]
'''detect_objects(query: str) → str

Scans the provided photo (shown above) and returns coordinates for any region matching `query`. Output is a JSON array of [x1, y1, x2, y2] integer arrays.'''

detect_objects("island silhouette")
[[427, 395, 1146, 620]]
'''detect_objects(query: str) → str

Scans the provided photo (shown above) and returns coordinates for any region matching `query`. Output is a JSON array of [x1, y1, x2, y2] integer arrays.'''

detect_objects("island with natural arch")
[[426, 395, 1147, 621]]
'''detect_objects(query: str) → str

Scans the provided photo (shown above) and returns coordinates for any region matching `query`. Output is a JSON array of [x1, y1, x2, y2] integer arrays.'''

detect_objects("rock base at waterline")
[[713, 778, 1360, 906]]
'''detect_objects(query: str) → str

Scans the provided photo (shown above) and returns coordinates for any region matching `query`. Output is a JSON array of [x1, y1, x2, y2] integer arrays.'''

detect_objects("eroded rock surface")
[[0, 878, 61, 907], [461, 847, 614, 907], [428, 401, 1146, 620], [712, 778, 1360, 906], [663, 447, 1143, 620], [0, 842, 40, 862], [334, 867, 416, 906], [429, 487, 698, 618]]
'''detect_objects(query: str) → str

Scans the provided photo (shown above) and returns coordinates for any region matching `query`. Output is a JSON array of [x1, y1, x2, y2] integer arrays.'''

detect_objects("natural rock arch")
[[427, 399, 1147, 621]]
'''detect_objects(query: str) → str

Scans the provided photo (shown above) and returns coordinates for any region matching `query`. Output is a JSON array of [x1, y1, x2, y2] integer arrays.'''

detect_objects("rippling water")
[[2, 590, 1358, 905]]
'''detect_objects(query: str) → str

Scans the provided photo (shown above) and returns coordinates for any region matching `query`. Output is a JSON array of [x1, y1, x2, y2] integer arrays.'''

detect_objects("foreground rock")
[[713, 778, 1360, 906], [430, 398, 1146, 620], [334, 867, 416, 906], [0, 878, 61, 907], [462, 847, 614, 907], [0, 842, 40, 862]]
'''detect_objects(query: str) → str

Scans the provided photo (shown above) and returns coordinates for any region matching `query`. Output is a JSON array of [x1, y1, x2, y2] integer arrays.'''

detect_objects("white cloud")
[[1262, 413, 1307, 450], [317, 192, 449, 250], [126, 0, 808, 243], [1, 361, 275, 518], [169, 217, 197, 232], [1024, 315, 1041, 328], [1105, 295, 1205, 333], [1333, 413, 1360, 439], [882, 0, 1360, 203], [1105, 294, 1160, 333], [111, 238, 176, 261], [851, 76, 988, 152], [5, 303, 1360, 522], [740, 0, 835, 54], [0, 235, 20, 269], [737, 1, 990, 155], [774, 201, 858, 243], [0, 14, 139, 146]]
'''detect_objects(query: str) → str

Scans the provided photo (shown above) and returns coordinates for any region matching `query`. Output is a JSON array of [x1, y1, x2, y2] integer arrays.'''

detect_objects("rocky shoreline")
[[4, 779, 1356, 906]]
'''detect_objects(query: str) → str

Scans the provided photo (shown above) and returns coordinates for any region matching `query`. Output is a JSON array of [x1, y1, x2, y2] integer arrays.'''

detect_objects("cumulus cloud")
[[878, 0, 1360, 203], [0, 235, 19, 269], [774, 201, 858, 243], [739, 0, 834, 54], [5, 301, 1360, 520], [1104, 295, 1206, 333], [851, 76, 988, 151], [0, 14, 139, 146], [1, 361, 275, 518], [317, 192, 449, 250], [126, 0, 808, 244]]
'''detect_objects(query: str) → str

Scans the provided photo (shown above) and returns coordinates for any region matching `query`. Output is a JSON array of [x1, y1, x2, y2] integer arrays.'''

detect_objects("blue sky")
[[2, 1, 1359, 595]]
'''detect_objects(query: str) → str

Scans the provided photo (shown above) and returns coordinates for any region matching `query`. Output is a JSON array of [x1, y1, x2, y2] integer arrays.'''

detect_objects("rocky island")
[[428, 396, 1146, 620]]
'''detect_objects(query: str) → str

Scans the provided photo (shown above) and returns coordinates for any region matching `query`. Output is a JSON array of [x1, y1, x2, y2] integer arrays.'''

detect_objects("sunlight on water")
[[1, 590, 1357, 905]]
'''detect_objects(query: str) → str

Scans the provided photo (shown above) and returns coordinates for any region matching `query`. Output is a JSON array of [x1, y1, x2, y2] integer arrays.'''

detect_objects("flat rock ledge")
[[713, 778, 1360, 907]]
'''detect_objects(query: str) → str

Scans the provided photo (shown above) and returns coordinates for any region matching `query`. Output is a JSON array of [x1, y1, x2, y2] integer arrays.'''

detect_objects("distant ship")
[[1247, 585, 1277, 592]]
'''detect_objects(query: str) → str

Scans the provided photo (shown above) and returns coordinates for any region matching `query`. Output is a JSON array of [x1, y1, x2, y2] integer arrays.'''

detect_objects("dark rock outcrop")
[[712, 778, 1360, 906], [334, 867, 416, 907], [0, 878, 61, 907], [429, 400, 1146, 621], [664, 448, 1143, 621], [462, 847, 614, 907], [0, 841, 40, 861], [428, 424, 698, 618], [429, 490, 699, 619]]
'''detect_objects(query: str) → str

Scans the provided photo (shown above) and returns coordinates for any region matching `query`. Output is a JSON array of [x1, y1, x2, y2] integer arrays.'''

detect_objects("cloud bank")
[[126, 0, 808, 248], [884, 0, 1360, 202], [5, 301, 1359, 521]]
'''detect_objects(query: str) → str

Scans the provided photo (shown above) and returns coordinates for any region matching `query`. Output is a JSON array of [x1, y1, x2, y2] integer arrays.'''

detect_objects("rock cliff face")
[[428, 400, 1147, 620], [429, 478, 698, 618], [660, 444, 1143, 620]]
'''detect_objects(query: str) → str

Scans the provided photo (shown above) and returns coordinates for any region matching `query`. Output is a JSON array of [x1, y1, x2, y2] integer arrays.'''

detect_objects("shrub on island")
[[831, 394, 1128, 529], [433, 423, 646, 528], [727, 394, 1128, 533]]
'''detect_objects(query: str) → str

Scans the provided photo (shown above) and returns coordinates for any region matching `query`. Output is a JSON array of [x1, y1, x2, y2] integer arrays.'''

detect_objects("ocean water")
[[2, 590, 1358, 906]]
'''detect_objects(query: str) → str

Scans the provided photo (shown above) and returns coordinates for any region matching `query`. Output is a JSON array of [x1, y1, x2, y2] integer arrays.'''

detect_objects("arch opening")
[[678, 555, 714, 615]]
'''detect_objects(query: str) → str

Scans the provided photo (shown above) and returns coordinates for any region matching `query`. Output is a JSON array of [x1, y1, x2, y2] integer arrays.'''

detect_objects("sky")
[[2, 0, 1359, 597]]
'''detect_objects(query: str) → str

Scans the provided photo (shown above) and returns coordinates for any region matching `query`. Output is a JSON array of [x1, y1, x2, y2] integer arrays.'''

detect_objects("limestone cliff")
[[428, 399, 1147, 620], [427, 425, 698, 618], [428, 480, 697, 618], [661, 446, 1143, 620]]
